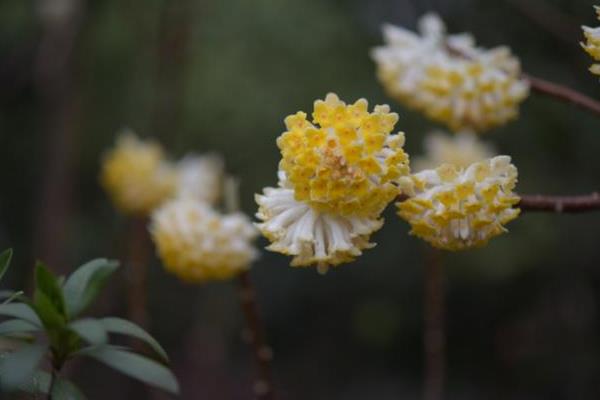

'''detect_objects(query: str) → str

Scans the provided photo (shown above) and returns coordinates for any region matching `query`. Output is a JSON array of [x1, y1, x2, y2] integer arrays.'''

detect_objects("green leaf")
[[69, 319, 107, 345], [31, 290, 66, 331], [62, 259, 119, 318], [101, 317, 169, 362], [81, 346, 179, 394], [35, 262, 66, 317], [0, 343, 47, 390], [19, 370, 87, 399], [0, 303, 42, 326], [0, 249, 13, 284], [0, 319, 40, 335]]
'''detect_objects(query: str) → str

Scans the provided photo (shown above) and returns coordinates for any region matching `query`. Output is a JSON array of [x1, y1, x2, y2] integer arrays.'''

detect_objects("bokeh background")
[[1, 0, 600, 398]]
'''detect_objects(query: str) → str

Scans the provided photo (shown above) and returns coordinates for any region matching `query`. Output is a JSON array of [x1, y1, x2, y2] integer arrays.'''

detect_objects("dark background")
[[1, 0, 600, 398]]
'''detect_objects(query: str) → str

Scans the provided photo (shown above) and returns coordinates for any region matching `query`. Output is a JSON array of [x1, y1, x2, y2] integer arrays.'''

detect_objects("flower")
[[277, 93, 409, 218], [151, 198, 258, 283], [371, 13, 529, 133], [255, 177, 383, 273], [581, 6, 600, 76], [413, 130, 496, 172], [100, 132, 177, 215], [256, 93, 410, 271], [176, 154, 224, 205], [397, 156, 520, 250]]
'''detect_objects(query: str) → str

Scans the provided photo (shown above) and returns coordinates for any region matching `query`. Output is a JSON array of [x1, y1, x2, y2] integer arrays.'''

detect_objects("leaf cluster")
[[0, 249, 179, 398]]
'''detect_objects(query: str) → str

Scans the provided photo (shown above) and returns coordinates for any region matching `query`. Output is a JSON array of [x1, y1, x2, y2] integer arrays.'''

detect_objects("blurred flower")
[[151, 198, 258, 283], [371, 13, 529, 133], [413, 130, 496, 172], [100, 132, 177, 216], [256, 93, 410, 271], [176, 154, 224, 205], [397, 156, 520, 250], [581, 6, 600, 77]]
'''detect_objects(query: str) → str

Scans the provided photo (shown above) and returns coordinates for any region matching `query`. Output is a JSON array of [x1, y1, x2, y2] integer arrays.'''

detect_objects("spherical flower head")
[[413, 130, 496, 172], [397, 156, 520, 250], [276, 93, 410, 218], [176, 154, 224, 205], [151, 198, 259, 283], [581, 6, 600, 76], [100, 132, 176, 215], [371, 13, 529, 133], [255, 177, 383, 273]]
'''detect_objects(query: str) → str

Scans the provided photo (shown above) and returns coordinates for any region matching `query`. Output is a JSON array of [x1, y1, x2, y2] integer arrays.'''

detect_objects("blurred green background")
[[1, 0, 600, 398]]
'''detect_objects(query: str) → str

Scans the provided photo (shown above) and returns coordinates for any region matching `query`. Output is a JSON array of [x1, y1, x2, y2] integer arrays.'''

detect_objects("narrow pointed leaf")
[[0, 249, 12, 284], [0, 319, 40, 335], [69, 319, 107, 345], [1, 291, 25, 305], [101, 317, 169, 362], [34, 262, 66, 317], [31, 290, 66, 331], [0, 303, 41, 326], [62, 259, 119, 318], [82, 346, 179, 394], [0, 344, 47, 390]]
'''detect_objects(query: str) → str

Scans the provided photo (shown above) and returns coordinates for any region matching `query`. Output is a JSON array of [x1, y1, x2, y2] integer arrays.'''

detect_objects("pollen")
[[277, 93, 410, 218]]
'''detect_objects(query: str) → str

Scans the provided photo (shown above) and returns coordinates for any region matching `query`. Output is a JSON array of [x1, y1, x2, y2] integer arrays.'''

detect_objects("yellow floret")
[[277, 93, 410, 218], [581, 7, 600, 77], [397, 156, 520, 250]]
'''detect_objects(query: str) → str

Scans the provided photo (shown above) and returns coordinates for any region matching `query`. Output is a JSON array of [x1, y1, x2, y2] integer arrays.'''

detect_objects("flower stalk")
[[225, 177, 276, 399], [424, 249, 445, 400], [237, 271, 275, 400], [127, 217, 150, 329]]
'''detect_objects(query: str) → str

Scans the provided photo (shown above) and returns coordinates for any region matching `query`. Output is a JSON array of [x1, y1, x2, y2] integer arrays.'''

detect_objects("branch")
[[396, 192, 600, 213], [523, 73, 600, 118], [517, 193, 600, 213], [423, 249, 445, 400], [238, 271, 276, 400]]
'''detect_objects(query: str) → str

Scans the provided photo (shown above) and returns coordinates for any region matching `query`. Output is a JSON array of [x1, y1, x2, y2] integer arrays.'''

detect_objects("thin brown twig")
[[517, 193, 600, 213], [523, 73, 600, 118], [397, 193, 600, 213], [237, 270, 275, 400], [424, 248, 445, 400]]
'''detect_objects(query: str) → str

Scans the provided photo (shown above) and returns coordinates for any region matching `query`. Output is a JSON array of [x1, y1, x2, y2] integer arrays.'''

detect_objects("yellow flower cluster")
[[277, 93, 409, 218], [151, 199, 258, 283], [397, 156, 520, 250], [100, 133, 177, 216], [371, 14, 529, 133], [413, 131, 495, 172], [255, 93, 412, 270], [581, 6, 600, 76]]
